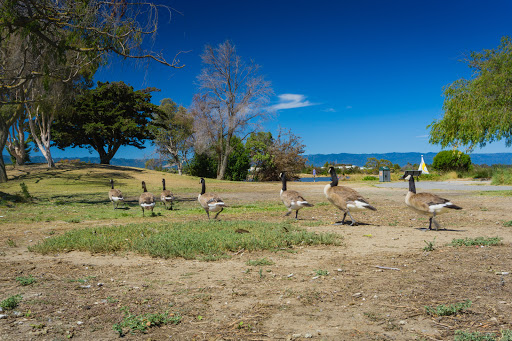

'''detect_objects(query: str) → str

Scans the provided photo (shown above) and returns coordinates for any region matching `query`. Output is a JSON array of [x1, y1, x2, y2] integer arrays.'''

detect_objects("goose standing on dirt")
[[198, 178, 226, 220], [139, 181, 156, 217], [400, 171, 462, 230], [160, 178, 174, 210], [108, 179, 124, 209], [279, 171, 314, 219], [324, 166, 377, 225]]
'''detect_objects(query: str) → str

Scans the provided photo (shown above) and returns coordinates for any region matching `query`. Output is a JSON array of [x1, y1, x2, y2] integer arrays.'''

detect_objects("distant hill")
[[304, 152, 512, 167], [2, 155, 147, 168], [3, 152, 512, 168]]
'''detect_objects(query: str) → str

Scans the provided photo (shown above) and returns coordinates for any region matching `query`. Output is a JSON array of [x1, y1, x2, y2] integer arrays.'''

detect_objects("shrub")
[[432, 150, 471, 172], [491, 167, 512, 185]]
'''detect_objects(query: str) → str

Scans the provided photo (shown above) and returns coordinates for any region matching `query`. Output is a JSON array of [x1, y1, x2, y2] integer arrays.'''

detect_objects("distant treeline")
[[305, 152, 512, 167], [4, 152, 512, 169]]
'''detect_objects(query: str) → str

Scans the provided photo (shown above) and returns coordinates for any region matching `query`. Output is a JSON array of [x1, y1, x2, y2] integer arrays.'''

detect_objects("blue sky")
[[42, 0, 512, 160]]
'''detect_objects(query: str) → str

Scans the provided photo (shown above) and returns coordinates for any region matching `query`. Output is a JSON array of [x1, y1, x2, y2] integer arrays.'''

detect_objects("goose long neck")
[[142, 182, 147, 193], [281, 175, 287, 191], [330, 169, 338, 187], [408, 176, 416, 194], [111, 180, 114, 189], [162, 179, 166, 190], [201, 180, 206, 195]]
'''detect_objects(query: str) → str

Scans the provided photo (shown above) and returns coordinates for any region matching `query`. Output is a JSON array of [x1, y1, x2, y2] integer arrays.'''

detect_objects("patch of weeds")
[[425, 300, 471, 316], [19, 182, 33, 202], [454, 330, 497, 341], [314, 269, 329, 276], [503, 221, 512, 227], [423, 237, 436, 252], [65, 218, 81, 223], [1, 294, 23, 310], [363, 311, 381, 322], [362, 176, 378, 181], [112, 306, 181, 336], [258, 268, 264, 279], [16, 275, 36, 286], [6, 238, 17, 247], [237, 321, 252, 330], [246, 258, 274, 266], [450, 237, 502, 247]]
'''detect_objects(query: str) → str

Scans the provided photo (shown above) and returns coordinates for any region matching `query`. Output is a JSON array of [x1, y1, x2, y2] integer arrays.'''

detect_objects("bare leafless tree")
[[193, 40, 273, 179]]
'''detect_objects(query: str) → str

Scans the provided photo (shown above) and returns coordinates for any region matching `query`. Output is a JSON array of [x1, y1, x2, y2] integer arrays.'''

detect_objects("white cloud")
[[323, 108, 336, 113], [271, 94, 316, 110], [345, 105, 353, 110], [416, 134, 429, 138]]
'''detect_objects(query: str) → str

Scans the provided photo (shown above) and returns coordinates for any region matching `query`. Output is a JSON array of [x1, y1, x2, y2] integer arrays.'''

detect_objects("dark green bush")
[[432, 150, 471, 172]]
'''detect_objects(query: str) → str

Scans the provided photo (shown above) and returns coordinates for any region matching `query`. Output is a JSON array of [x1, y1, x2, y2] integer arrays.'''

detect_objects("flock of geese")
[[109, 166, 463, 230]]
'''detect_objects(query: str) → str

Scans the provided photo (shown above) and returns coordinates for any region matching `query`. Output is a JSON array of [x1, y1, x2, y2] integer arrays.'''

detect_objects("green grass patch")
[[314, 269, 329, 276], [450, 237, 502, 247], [113, 307, 181, 336], [1, 294, 22, 310], [425, 300, 471, 316], [29, 220, 342, 260], [362, 176, 378, 181], [423, 237, 436, 252], [504, 221, 512, 227], [491, 168, 512, 185], [453, 329, 512, 341], [16, 275, 36, 286], [246, 258, 275, 266]]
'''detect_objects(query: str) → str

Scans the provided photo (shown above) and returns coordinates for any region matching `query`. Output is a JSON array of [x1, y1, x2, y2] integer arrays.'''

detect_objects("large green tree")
[[52, 81, 158, 164], [429, 36, 512, 151]]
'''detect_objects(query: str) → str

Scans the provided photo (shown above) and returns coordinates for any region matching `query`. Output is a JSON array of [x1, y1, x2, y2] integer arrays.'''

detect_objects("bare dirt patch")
[[1, 170, 512, 340]]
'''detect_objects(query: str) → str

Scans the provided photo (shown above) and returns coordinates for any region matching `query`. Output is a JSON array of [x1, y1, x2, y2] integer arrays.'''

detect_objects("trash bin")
[[379, 166, 390, 182]]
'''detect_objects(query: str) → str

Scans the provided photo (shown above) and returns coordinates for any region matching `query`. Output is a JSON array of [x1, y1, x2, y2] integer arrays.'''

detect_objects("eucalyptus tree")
[[193, 40, 273, 180], [151, 98, 194, 175], [0, 0, 183, 182], [429, 36, 512, 151]]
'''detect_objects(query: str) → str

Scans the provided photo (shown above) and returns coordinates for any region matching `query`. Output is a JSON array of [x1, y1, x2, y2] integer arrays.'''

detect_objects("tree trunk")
[[27, 106, 55, 168], [7, 116, 27, 166], [0, 124, 9, 183]]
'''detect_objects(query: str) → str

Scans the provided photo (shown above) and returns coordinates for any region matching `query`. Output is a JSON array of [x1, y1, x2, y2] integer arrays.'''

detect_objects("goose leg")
[[428, 217, 433, 230], [213, 208, 223, 220], [142, 208, 145, 217], [205, 209, 210, 220], [334, 212, 348, 225], [295, 210, 298, 220], [347, 211, 358, 226]]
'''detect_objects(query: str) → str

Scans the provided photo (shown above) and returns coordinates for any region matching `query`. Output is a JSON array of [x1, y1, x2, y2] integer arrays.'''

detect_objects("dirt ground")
[[1, 178, 512, 340]]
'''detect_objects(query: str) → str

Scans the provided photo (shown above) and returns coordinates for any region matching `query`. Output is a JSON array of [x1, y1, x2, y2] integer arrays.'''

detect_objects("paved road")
[[376, 180, 512, 191]]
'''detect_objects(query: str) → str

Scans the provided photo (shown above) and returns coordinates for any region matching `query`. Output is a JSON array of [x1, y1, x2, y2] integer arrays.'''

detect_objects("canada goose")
[[198, 178, 226, 220], [279, 171, 314, 219], [160, 179, 174, 210], [108, 179, 124, 209], [139, 181, 156, 217], [324, 166, 377, 225], [400, 170, 462, 230]]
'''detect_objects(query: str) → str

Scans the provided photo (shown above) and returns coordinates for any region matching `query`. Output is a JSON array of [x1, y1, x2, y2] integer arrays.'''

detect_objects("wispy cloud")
[[271, 94, 316, 110], [323, 108, 337, 113], [345, 105, 353, 110], [416, 134, 429, 138]]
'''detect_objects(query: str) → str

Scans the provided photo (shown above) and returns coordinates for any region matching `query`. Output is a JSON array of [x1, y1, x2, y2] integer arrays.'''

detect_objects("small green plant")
[[16, 275, 36, 286], [106, 296, 118, 303], [1, 294, 23, 310], [450, 237, 502, 247], [454, 330, 497, 341], [362, 176, 378, 181], [258, 268, 264, 279], [246, 258, 274, 266], [19, 182, 32, 201], [112, 307, 181, 336], [504, 221, 512, 227], [66, 218, 81, 223], [6, 239, 17, 247], [425, 300, 471, 316], [314, 269, 329, 276], [423, 237, 436, 252]]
